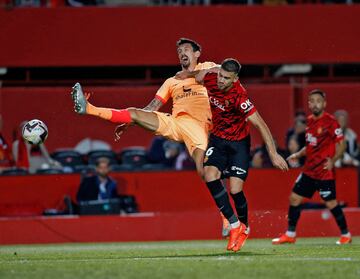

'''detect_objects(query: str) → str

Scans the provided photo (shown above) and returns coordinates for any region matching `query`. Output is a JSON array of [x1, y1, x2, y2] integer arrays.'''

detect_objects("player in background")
[[177, 58, 288, 252], [71, 38, 216, 178], [272, 89, 351, 245]]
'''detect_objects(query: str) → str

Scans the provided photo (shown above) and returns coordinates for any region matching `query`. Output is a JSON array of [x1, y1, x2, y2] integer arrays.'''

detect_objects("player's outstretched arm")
[[175, 67, 220, 84], [248, 112, 289, 171]]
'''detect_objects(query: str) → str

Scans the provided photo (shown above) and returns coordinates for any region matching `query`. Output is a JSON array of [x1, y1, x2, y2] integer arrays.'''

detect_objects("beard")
[[180, 56, 190, 69], [312, 108, 322, 116]]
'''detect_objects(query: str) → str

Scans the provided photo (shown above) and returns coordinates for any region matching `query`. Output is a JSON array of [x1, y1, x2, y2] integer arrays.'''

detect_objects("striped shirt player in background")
[[177, 58, 288, 252], [272, 89, 352, 245]]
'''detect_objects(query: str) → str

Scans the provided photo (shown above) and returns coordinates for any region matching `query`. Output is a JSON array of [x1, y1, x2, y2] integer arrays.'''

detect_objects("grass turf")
[[0, 237, 359, 279]]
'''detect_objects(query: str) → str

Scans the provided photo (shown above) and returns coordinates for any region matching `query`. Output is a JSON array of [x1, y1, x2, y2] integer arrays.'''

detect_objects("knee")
[[204, 168, 221, 182], [325, 200, 337, 209], [289, 193, 302, 206], [128, 107, 140, 121], [229, 179, 244, 194]]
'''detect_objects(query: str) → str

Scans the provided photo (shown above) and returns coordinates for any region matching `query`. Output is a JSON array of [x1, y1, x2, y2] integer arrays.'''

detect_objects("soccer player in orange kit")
[[71, 38, 216, 179]]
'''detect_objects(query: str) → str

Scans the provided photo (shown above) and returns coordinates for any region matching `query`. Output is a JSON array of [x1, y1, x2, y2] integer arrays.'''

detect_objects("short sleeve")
[[203, 72, 217, 87], [237, 89, 257, 117], [155, 78, 173, 104], [196, 61, 219, 71], [331, 121, 344, 143]]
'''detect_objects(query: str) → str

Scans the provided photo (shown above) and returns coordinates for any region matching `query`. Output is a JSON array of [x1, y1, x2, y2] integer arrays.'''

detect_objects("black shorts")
[[292, 173, 336, 201], [204, 134, 251, 181]]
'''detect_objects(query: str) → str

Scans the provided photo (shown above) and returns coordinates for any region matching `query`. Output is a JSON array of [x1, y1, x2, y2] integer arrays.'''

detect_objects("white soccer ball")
[[22, 119, 48, 145]]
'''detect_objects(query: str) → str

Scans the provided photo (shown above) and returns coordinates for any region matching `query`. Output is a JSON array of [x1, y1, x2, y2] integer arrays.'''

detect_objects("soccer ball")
[[22, 119, 48, 145]]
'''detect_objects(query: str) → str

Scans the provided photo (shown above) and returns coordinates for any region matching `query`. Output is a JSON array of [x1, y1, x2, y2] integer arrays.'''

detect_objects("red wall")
[[0, 86, 162, 152], [0, 5, 360, 66], [2, 209, 360, 244], [0, 84, 293, 151], [247, 84, 294, 149], [0, 168, 357, 217]]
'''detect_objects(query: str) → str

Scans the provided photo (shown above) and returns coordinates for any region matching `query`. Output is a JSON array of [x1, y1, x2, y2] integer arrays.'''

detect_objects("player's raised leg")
[[71, 82, 159, 132]]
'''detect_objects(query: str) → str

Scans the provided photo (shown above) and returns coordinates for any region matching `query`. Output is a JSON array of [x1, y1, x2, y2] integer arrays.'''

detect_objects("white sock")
[[286, 231, 296, 238], [341, 232, 351, 237], [230, 221, 240, 229]]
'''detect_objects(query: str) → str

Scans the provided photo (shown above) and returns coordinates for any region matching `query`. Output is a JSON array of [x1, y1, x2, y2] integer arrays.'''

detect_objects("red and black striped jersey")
[[203, 73, 256, 141], [303, 112, 344, 180]]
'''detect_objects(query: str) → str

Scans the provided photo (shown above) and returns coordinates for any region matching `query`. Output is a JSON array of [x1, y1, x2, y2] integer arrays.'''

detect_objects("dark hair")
[[221, 58, 241, 75], [96, 157, 110, 167], [176, 38, 201, 52], [309, 89, 326, 99]]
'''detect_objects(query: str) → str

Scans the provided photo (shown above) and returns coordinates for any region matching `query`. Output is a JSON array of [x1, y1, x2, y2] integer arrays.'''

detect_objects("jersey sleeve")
[[155, 78, 173, 104], [237, 89, 257, 118], [196, 61, 219, 70], [203, 72, 217, 88], [331, 120, 344, 143]]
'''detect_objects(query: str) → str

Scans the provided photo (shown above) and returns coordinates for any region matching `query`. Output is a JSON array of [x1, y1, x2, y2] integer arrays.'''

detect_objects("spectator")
[[285, 135, 304, 168], [251, 141, 286, 168], [147, 136, 167, 164], [285, 111, 306, 150], [174, 148, 195, 170], [163, 140, 183, 167], [0, 115, 15, 172], [12, 121, 62, 173], [334, 110, 359, 167], [147, 137, 188, 169], [76, 157, 118, 202]]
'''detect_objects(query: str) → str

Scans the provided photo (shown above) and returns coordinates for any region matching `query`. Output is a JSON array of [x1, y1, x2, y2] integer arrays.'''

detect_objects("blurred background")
[[0, 1, 359, 244]]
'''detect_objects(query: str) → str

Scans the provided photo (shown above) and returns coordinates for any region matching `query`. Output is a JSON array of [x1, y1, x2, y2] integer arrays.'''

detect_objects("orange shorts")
[[153, 112, 210, 156]]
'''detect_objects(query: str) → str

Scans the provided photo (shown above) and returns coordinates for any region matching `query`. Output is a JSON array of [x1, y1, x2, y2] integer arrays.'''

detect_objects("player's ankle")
[[285, 231, 296, 238]]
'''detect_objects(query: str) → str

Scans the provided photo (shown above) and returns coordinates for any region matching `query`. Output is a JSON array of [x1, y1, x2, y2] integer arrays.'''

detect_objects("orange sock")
[[86, 103, 112, 120]]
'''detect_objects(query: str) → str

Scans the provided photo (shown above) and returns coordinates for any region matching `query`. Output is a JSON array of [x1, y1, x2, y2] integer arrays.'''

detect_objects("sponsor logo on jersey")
[[240, 99, 254, 113], [174, 90, 205, 100], [182, 86, 192, 93], [335, 128, 343, 136], [209, 96, 225, 111], [204, 156, 209, 163], [306, 132, 317, 146], [317, 127, 322, 134]]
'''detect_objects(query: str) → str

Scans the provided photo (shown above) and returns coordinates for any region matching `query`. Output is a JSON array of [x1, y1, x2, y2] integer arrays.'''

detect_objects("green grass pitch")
[[1, 237, 359, 279]]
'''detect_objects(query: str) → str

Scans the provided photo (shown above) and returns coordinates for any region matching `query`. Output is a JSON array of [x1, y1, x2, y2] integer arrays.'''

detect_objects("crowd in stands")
[[1, 0, 358, 8], [0, 109, 359, 176]]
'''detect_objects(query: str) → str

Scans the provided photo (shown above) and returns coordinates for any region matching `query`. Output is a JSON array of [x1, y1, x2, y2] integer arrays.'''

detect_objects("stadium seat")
[[73, 165, 96, 175], [51, 150, 84, 168], [119, 146, 148, 167], [119, 195, 138, 214], [1, 168, 28, 176], [36, 168, 64, 175], [87, 150, 118, 166], [110, 164, 134, 172], [140, 163, 170, 171]]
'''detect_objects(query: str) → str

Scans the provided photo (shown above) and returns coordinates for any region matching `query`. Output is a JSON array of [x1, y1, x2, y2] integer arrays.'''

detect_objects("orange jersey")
[[155, 62, 217, 124]]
